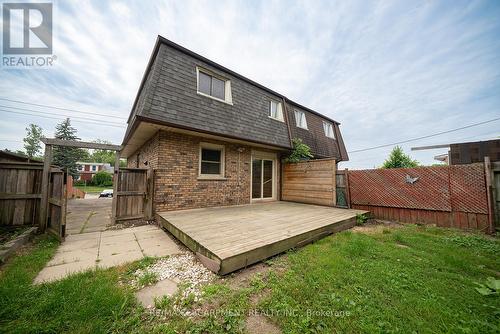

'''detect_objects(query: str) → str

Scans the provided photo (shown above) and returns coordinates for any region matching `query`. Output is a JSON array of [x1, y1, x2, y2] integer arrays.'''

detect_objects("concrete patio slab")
[[34, 225, 183, 284], [135, 278, 179, 308]]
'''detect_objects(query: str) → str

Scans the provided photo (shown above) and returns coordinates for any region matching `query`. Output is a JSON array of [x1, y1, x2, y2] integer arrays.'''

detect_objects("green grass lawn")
[[0, 225, 498, 333], [74, 185, 112, 194]]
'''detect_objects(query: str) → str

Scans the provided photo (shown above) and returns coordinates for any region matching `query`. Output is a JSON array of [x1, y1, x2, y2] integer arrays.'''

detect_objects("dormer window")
[[196, 67, 232, 104], [268, 101, 284, 122], [294, 110, 308, 129], [323, 121, 335, 138]]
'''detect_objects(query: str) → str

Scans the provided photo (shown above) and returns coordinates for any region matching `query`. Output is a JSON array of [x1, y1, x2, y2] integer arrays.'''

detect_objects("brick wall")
[[127, 132, 160, 168], [150, 130, 281, 212], [348, 164, 491, 232]]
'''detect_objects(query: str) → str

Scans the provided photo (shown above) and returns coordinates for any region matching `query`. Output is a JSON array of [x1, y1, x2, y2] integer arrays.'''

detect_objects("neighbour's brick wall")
[[152, 130, 281, 212], [127, 132, 160, 168], [347, 164, 491, 232]]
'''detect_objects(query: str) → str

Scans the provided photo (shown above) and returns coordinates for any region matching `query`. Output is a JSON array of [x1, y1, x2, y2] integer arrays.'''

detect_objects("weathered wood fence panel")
[[0, 162, 43, 225], [114, 168, 149, 221], [47, 168, 66, 239], [282, 158, 336, 206]]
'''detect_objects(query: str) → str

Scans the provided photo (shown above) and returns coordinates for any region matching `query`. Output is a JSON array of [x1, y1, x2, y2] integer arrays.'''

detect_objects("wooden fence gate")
[[113, 168, 152, 222], [335, 169, 350, 208], [46, 167, 67, 239]]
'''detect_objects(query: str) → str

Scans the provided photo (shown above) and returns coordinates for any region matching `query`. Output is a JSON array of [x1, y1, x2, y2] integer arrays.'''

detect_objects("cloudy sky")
[[1, 0, 499, 168]]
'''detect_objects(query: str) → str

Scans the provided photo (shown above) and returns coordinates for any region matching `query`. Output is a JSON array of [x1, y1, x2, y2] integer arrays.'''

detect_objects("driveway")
[[65, 198, 111, 235]]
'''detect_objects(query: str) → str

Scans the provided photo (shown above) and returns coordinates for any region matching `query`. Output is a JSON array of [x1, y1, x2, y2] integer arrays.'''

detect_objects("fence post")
[[39, 144, 52, 232], [111, 152, 120, 224], [345, 168, 351, 209], [484, 156, 495, 234], [145, 168, 154, 221]]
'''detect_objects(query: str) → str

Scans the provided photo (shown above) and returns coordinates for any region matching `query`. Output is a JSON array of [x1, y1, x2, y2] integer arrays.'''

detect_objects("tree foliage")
[[81, 139, 116, 165], [23, 124, 43, 159], [382, 146, 419, 169], [91, 170, 113, 187], [285, 138, 314, 163], [52, 118, 86, 178]]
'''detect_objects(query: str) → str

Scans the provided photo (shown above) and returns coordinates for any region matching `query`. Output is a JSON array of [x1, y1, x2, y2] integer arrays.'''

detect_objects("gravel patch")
[[134, 252, 216, 302]]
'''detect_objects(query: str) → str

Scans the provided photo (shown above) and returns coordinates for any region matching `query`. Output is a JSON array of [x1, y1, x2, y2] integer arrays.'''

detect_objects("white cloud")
[[1, 0, 499, 167]]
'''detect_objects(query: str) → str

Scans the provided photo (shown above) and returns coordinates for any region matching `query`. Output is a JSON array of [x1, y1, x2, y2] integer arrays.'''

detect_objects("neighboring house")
[[0, 150, 42, 163], [413, 139, 500, 165], [121, 36, 348, 212], [76, 162, 113, 181]]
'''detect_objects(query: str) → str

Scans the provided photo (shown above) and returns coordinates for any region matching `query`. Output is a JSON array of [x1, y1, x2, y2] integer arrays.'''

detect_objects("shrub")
[[284, 138, 314, 163], [73, 180, 86, 186], [91, 171, 113, 187]]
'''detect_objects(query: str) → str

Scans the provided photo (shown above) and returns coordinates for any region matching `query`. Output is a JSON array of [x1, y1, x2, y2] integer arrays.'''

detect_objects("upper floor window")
[[294, 110, 308, 129], [323, 121, 335, 138], [197, 67, 232, 104], [268, 101, 284, 121], [199, 143, 225, 179], [92, 165, 97, 171], [77, 165, 83, 171]]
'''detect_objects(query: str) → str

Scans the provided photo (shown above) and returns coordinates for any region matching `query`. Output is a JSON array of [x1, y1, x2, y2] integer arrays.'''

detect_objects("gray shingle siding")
[[287, 104, 340, 158], [125, 36, 348, 161], [139, 44, 291, 148]]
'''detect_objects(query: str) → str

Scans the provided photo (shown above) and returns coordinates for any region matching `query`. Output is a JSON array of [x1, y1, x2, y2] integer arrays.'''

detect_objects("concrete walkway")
[[66, 198, 112, 235], [34, 225, 183, 283]]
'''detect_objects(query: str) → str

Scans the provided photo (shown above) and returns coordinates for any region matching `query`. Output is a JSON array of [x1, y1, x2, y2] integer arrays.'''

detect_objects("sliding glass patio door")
[[252, 157, 274, 200]]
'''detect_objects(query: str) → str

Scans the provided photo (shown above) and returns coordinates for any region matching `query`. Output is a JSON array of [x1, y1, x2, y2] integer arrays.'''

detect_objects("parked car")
[[99, 189, 113, 198]]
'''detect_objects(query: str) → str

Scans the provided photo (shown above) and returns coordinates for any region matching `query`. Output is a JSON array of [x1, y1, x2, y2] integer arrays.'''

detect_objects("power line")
[[0, 97, 126, 120], [0, 139, 23, 143], [0, 109, 126, 128], [348, 117, 500, 154], [0, 105, 125, 125]]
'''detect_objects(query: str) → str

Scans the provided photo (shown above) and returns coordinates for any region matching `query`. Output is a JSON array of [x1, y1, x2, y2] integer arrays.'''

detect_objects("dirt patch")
[[224, 262, 273, 289], [0, 226, 29, 246], [246, 314, 281, 334], [352, 219, 403, 234]]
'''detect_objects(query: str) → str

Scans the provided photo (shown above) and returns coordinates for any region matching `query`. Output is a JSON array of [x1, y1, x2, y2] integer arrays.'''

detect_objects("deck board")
[[157, 201, 367, 275]]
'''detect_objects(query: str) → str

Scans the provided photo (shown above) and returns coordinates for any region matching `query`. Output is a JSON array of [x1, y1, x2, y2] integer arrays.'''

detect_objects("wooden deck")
[[157, 202, 367, 275]]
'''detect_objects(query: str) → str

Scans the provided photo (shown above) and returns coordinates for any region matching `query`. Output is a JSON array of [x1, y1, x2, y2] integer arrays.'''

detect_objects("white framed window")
[[92, 165, 97, 171], [196, 67, 232, 104], [268, 101, 284, 122], [199, 143, 225, 179], [77, 165, 83, 171], [294, 110, 308, 129], [323, 121, 335, 138]]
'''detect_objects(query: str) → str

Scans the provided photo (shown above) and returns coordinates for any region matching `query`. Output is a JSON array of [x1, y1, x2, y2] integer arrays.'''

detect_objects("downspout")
[[281, 97, 294, 148], [281, 98, 293, 202]]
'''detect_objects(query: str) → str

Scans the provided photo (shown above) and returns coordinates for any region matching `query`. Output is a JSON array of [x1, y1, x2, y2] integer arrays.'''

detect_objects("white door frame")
[[250, 151, 277, 202]]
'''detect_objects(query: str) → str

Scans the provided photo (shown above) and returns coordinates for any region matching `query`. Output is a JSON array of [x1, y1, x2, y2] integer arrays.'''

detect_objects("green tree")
[[285, 138, 314, 163], [91, 170, 113, 186], [52, 118, 86, 178], [23, 124, 43, 159], [87, 139, 116, 165], [382, 146, 419, 169]]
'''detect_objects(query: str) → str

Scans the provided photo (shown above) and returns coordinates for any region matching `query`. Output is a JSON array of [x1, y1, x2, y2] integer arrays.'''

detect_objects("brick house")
[[76, 162, 113, 181], [121, 36, 348, 212]]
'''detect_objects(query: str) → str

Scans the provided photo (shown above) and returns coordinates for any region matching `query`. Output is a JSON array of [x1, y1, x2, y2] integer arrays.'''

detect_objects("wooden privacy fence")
[[0, 162, 43, 225], [282, 158, 336, 206], [114, 168, 152, 221]]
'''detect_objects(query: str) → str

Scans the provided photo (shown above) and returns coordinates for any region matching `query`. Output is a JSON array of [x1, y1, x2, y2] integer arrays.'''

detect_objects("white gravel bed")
[[134, 252, 216, 302]]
